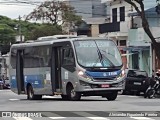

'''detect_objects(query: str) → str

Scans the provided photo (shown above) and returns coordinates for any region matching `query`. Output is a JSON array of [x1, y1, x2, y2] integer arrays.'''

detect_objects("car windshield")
[[127, 70, 147, 78], [74, 40, 122, 67]]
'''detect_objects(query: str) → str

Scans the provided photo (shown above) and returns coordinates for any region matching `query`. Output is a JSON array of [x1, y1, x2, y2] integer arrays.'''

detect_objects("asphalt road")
[[0, 90, 160, 120]]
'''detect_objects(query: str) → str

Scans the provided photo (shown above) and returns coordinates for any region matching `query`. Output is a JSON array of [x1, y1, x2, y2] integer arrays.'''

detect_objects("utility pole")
[[91, 0, 94, 17], [18, 15, 22, 42]]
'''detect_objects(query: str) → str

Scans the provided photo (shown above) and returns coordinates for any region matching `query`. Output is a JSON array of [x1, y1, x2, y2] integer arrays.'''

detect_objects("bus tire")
[[27, 85, 42, 100], [66, 84, 81, 101], [105, 91, 118, 101]]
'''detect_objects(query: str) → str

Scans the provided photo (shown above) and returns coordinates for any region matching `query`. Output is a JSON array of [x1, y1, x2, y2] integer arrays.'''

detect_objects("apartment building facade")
[[62, 0, 107, 34], [98, 0, 160, 76]]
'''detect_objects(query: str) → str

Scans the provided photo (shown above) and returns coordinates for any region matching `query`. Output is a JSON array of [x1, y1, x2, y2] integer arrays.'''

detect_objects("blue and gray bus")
[[9, 37, 125, 101]]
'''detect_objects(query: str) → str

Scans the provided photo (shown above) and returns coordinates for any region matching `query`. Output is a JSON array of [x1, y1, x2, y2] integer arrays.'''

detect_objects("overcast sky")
[[0, 0, 43, 19], [0, 0, 157, 20]]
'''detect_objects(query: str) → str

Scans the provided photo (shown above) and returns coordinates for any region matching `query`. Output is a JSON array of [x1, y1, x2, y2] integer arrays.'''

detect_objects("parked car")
[[123, 69, 150, 95], [0, 79, 4, 90], [0, 78, 10, 90]]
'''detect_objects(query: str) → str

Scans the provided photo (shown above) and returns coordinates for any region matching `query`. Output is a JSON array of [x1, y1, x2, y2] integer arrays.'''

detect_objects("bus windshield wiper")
[[92, 41, 103, 67], [93, 41, 115, 68]]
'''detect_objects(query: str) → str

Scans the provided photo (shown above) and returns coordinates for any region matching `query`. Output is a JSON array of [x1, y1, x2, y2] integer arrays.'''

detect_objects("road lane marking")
[[49, 117, 66, 119], [9, 99, 20, 101], [130, 117, 154, 120], [42, 112, 65, 117], [43, 96, 61, 99], [13, 117, 32, 120], [73, 112, 110, 120], [128, 96, 138, 97], [87, 117, 110, 120]]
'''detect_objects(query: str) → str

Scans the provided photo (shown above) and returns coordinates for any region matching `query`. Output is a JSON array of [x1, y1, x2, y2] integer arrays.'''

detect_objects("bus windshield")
[[74, 40, 122, 68]]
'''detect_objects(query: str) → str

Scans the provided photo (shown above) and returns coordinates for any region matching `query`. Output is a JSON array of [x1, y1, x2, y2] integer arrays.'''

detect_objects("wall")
[[128, 28, 151, 46], [91, 24, 99, 37], [66, 0, 107, 19], [142, 50, 150, 74], [127, 27, 160, 76]]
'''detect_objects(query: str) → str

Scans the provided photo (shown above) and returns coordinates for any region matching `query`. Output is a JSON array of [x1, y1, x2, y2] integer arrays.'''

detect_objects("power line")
[[0, 0, 159, 18]]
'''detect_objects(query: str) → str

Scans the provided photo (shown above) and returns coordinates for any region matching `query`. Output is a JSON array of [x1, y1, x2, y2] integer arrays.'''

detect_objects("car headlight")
[[77, 70, 92, 81]]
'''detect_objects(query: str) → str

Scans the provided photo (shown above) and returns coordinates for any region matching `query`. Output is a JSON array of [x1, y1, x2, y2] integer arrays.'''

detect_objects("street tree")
[[28, 24, 62, 40], [0, 24, 16, 44], [124, 0, 160, 59], [25, 0, 82, 26]]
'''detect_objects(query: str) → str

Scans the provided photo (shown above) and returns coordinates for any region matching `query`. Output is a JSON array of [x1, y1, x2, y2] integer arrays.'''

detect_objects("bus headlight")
[[122, 69, 125, 76], [77, 70, 92, 81], [117, 69, 126, 80]]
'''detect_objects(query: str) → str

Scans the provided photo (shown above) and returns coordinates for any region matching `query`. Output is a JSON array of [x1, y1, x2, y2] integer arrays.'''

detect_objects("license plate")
[[101, 84, 110, 88], [133, 82, 141, 85]]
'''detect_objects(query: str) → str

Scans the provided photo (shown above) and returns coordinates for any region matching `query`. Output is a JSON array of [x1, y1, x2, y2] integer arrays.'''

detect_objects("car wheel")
[[106, 91, 118, 101], [66, 84, 81, 101]]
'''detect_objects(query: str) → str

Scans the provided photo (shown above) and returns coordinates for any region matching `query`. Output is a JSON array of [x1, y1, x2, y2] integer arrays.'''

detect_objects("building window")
[[112, 8, 117, 22], [116, 40, 119, 46], [120, 40, 126, 46], [120, 7, 125, 21]]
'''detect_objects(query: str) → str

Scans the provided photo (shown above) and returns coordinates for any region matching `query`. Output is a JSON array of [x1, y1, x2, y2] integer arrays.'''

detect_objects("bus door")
[[51, 41, 74, 93], [16, 50, 25, 94], [51, 46, 62, 93]]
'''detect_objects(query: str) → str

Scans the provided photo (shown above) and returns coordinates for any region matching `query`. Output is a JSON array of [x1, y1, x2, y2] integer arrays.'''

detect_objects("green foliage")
[[0, 15, 62, 44], [28, 24, 62, 40], [0, 23, 16, 44]]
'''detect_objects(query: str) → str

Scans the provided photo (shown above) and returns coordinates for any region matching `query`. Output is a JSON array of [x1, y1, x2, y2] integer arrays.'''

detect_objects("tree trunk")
[[125, 0, 160, 60]]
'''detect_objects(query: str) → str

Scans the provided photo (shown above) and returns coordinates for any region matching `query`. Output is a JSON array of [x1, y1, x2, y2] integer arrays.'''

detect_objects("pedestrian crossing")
[[1, 116, 158, 120], [1, 111, 159, 120]]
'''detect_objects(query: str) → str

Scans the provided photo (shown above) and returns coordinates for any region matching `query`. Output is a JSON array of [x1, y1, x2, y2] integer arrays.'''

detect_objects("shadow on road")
[[18, 97, 119, 102]]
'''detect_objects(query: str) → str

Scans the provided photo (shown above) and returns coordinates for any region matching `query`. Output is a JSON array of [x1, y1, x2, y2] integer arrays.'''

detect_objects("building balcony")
[[99, 21, 129, 38], [99, 22, 120, 33]]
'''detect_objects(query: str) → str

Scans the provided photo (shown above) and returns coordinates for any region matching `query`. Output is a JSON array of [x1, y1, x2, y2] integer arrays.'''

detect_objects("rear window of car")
[[127, 70, 147, 78]]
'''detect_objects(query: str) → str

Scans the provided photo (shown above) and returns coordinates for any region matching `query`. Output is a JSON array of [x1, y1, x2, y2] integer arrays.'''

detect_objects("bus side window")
[[62, 48, 74, 65]]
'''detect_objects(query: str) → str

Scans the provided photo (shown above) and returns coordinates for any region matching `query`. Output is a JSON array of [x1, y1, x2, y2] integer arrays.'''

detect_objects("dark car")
[[0, 79, 4, 90], [3, 79, 10, 89], [123, 69, 150, 95], [0, 78, 10, 90]]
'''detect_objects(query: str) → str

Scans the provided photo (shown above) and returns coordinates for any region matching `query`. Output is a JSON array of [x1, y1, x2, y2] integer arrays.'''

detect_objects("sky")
[[0, 0, 158, 20], [0, 0, 43, 19]]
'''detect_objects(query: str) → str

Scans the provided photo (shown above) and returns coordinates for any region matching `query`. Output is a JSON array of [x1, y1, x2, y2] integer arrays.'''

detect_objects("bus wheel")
[[66, 84, 81, 101], [105, 91, 118, 101], [27, 85, 42, 100]]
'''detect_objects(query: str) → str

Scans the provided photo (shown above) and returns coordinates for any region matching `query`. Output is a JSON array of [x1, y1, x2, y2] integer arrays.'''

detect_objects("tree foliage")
[[28, 24, 62, 40], [25, 0, 82, 26], [0, 15, 62, 44], [0, 24, 15, 44], [124, 0, 160, 60], [0, 16, 16, 44]]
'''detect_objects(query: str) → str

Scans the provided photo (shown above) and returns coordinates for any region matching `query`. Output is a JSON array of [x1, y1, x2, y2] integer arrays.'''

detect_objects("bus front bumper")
[[76, 78, 125, 93]]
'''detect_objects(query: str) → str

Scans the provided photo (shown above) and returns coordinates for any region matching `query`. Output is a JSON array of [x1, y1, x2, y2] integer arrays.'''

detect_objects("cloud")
[[0, 4, 36, 19]]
